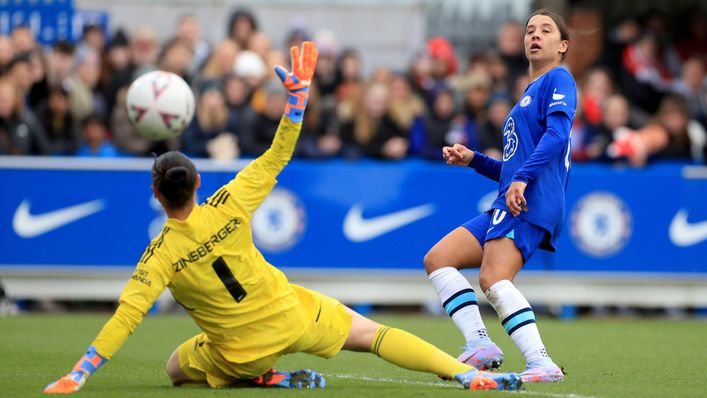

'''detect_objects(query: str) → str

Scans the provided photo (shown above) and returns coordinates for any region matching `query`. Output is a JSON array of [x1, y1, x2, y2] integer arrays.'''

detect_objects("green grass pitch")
[[1, 313, 705, 397]]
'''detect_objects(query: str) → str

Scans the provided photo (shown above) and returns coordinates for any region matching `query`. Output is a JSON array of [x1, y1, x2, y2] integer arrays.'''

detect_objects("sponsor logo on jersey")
[[552, 88, 565, 100], [520, 95, 532, 107], [669, 209, 707, 247], [549, 100, 568, 108], [131, 269, 152, 286], [570, 192, 632, 257], [502, 117, 518, 161], [549, 89, 568, 108], [343, 203, 435, 242], [252, 188, 306, 251]]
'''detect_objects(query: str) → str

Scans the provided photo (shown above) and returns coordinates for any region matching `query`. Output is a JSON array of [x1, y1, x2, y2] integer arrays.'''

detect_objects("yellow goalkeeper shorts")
[[177, 285, 352, 387]]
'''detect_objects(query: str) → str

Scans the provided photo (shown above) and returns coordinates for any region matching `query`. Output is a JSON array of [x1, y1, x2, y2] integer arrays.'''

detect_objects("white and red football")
[[126, 70, 195, 140]]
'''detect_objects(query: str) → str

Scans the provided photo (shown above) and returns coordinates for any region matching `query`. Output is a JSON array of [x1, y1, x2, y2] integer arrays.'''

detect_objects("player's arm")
[[443, 143, 502, 181], [511, 112, 572, 184], [221, 41, 318, 216], [506, 112, 571, 216], [43, 257, 172, 394], [258, 41, 318, 176], [512, 71, 577, 185]]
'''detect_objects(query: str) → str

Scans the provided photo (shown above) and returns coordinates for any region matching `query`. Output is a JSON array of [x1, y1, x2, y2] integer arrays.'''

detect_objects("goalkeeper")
[[44, 42, 521, 393]]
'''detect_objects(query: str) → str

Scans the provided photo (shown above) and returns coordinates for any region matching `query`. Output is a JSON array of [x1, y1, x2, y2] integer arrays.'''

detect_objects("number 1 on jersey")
[[212, 257, 247, 303]]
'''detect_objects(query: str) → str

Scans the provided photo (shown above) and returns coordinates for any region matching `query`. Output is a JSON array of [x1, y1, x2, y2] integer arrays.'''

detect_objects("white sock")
[[485, 279, 549, 364], [429, 267, 489, 343]]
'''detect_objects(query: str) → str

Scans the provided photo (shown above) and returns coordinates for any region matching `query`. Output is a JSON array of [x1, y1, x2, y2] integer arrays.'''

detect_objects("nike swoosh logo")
[[343, 203, 436, 242], [669, 209, 707, 247], [552, 88, 565, 100], [12, 199, 105, 238]]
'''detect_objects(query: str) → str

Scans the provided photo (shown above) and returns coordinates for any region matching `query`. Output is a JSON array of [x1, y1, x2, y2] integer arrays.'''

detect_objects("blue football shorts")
[[462, 209, 550, 262]]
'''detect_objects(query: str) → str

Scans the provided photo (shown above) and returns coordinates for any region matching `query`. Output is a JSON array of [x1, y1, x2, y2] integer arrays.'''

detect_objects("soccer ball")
[[126, 70, 195, 140]]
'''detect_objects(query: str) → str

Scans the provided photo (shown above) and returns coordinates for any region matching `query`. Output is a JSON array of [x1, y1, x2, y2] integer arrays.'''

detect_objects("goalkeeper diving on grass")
[[43, 42, 522, 393]]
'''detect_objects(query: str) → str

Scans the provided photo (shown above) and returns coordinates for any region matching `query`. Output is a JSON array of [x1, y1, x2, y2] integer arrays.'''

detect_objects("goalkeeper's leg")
[[342, 307, 522, 391], [166, 346, 208, 387]]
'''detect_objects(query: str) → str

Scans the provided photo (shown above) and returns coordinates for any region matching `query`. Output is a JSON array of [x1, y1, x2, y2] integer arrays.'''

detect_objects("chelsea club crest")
[[570, 192, 632, 257], [252, 188, 307, 252], [520, 95, 532, 107]]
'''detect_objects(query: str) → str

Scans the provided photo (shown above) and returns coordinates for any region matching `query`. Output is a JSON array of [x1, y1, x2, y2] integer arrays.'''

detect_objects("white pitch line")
[[329, 373, 605, 398], [520, 392, 605, 398], [330, 373, 456, 388]]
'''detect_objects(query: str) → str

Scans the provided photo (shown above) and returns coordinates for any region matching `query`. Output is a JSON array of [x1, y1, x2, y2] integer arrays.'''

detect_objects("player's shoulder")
[[545, 66, 576, 87], [539, 67, 577, 104], [204, 185, 234, 210], [138, 226, 173, 266]]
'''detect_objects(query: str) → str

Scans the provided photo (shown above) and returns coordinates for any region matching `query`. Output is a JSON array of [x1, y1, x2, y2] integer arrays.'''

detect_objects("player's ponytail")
[[152, 151, 198, 209], [165, 166, 189, 184]]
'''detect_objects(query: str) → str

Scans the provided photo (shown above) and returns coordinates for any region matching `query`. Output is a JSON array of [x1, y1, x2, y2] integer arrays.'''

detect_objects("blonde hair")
[[201, 40, 239, 78], [353, 83, 389, 144]]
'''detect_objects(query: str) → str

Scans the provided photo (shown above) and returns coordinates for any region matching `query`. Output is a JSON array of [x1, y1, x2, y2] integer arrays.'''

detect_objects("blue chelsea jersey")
[[490, 66, 577, 248]]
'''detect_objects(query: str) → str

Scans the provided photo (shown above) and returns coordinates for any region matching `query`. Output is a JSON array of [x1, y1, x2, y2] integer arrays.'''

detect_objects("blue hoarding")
[[0, 1, 110, 46], [0, 158, 705, 274], [0, 0, 74, 45]]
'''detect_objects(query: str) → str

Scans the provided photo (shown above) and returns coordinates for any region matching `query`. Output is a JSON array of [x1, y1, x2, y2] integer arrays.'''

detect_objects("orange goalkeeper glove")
[[44, 345, 107, 394], [274, 41, 318, 123]]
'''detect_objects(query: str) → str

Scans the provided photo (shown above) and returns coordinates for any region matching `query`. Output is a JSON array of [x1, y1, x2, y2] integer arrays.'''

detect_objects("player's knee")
[[478, 267, 499, 293], [167, 372, 182, 386], [165, 365, 180, 386], [165, 350, 184, 386], [423, 249, 444, 274], [165, 366, 180, 386], [343, 307, 381, 352]]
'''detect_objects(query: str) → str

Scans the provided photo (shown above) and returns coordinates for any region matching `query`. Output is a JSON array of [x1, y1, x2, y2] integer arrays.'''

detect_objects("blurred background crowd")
[[1, 5, 706, 166]]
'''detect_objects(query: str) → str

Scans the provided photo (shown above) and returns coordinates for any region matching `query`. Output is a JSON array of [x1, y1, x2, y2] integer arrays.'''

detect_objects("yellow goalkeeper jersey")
[[92, 117, 309, 363]]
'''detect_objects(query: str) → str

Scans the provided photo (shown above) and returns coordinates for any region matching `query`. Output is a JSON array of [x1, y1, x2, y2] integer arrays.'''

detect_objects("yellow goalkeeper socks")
[[370, 325, 473, 379]]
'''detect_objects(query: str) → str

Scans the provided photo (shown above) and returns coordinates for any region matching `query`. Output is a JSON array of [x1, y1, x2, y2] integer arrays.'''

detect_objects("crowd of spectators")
[[1, 7, 706, 167]]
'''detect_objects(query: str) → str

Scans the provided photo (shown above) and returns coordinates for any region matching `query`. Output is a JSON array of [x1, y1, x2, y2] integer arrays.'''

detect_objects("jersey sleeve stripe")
[[139, 227, 170, 264], [208, 189, 229, 208], [207, 189, 219, 206], [218, 191, 230, 206], [207, 189, 222, 206]]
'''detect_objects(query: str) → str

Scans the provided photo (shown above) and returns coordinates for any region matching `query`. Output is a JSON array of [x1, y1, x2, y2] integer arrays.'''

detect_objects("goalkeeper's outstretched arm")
[[250, 41, 318, 178], [43, 303, 152, 394], [44, 259, 170, 394], [225, 42, 318, 217]]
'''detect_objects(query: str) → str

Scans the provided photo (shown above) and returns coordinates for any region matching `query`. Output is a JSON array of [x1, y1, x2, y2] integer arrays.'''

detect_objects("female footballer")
[[44, 42, 521, 393], [424, 9, 576, 383]]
